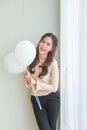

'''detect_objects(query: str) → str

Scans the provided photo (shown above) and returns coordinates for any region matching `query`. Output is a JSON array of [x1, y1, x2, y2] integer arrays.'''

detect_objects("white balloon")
[[15, 40, 36, 66], [3, 52, 26, 74]]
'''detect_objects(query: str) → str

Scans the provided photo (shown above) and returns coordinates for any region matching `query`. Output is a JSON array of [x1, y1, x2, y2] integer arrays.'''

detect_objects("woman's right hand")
[[24, 71, 31, 86]]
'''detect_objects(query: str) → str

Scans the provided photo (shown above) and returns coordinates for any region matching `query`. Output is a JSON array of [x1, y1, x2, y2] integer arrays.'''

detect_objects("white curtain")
[[60, 0, 87, 130]]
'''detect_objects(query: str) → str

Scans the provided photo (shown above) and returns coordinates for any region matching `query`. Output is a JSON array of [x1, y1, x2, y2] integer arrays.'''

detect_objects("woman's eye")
[[42, 40, 45, 43], [47, 43, 50, 46], [41, 40, 51, 46]]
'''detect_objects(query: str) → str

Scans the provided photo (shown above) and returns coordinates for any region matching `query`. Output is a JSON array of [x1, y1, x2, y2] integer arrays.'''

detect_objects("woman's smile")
[[39, 37, 53, 55]]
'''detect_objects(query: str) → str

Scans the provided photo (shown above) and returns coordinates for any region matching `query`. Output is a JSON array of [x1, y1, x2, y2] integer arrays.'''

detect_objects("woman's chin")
[[39, 51, 46, 55]]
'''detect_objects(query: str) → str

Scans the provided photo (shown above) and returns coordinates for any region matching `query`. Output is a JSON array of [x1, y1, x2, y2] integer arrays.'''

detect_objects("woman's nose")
[[42, 43, 46, 48]]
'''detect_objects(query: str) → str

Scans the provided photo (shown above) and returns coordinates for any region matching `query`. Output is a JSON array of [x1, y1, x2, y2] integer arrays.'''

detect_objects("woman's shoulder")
[[50, 58, 58, 68], [53, 58, 58, 63], [52, 58, 58, 65]]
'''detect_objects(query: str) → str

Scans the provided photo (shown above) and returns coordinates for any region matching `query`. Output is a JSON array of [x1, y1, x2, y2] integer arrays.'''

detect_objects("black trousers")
[[31, 91, 60, 130]]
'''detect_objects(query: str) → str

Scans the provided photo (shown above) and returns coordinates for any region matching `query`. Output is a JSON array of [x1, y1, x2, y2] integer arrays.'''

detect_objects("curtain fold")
[[61, 0, 87, 130], [78, 1, 87, 129]]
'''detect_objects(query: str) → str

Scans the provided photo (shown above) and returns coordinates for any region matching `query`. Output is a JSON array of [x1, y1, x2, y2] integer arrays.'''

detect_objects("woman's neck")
[[39, 54, 47, 62]]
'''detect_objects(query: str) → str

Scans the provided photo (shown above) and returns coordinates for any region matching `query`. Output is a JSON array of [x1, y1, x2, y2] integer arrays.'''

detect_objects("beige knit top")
[[25, 58, 59, 96]]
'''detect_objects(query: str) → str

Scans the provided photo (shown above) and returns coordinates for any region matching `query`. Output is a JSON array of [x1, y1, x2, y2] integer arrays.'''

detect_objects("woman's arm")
[[36, 59, 59, 92], [24, 68, 37, 88]]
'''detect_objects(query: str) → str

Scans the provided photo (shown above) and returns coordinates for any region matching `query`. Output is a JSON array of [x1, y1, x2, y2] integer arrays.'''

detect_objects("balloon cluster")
[[3, 40, 42, 110], [4, 40, 36, 74]]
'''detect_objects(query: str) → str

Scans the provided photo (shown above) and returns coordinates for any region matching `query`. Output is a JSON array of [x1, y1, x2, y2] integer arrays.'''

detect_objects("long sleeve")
[[36, 59, 59, 92]]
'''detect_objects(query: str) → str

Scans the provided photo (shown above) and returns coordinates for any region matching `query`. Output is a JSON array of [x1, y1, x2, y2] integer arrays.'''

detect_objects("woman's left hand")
[[30, 76, 37, 86], [26, 72, 36, 86]]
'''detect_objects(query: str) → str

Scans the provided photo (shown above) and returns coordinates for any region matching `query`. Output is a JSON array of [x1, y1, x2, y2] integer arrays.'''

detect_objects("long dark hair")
[[28, 33, 58, 78]]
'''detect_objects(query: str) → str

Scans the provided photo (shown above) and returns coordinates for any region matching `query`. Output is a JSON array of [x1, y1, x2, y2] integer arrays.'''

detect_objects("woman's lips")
[[40, 48, 46, 52]]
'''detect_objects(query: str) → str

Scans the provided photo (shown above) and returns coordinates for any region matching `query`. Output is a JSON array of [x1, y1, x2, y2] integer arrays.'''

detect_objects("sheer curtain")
[[60, 0, 87, 130]]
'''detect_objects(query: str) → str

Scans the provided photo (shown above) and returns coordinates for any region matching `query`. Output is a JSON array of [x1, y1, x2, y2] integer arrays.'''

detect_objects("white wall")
[[0, 0, 60, 130]]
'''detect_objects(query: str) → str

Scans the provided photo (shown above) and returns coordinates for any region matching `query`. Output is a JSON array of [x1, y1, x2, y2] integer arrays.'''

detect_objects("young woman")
[[24, 33, 60, 130]]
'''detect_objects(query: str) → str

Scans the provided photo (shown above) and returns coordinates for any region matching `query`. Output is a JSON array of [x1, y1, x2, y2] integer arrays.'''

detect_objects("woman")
[[24, 33, 60, 130]]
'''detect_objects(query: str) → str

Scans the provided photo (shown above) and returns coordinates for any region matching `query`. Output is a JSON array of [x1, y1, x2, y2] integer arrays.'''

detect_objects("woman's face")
[[39, 36, 53, 56]]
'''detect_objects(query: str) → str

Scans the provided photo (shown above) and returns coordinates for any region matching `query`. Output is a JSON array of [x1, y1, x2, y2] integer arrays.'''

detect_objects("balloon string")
[[31, 85, 42, 110]]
